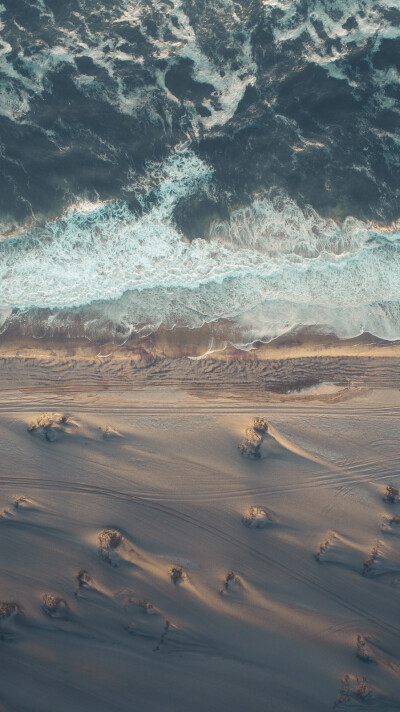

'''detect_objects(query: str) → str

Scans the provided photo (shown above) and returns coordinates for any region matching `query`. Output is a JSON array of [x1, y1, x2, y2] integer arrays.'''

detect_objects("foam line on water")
[[264, 0, 399, 85], [0, 151, 399, 343]]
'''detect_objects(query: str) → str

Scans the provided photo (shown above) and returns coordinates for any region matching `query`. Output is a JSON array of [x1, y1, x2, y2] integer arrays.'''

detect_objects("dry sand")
[[0, 340, 400, 711]]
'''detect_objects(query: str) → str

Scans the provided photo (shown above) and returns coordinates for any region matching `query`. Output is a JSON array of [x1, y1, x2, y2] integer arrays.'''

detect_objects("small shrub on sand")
[[334, 673, 373, 708], [0, 602, 20, 619], [98, 529, 122, 550], [170, 566, 184, 583], [362, 542, 380, 576], [381, 514, 400, 532], [98, 529, 123, 564], [28, 413, 75, 442], [77, 570, 92, 587], [102, 425, 122, 440], [239, 429, 263, 458], [42, 594, 69, 618], [252, 418, 269, 435], [0, 602, 21, 640], [315, 532, 338, 562], [383, 485, 399, 504], [239, 418, 269, 458], [242, 505, 270, 528], [356, 635, 373, 663], [220, 571, 241, 594], [133, 599, 156, 615], [13, 496, 29, 509]]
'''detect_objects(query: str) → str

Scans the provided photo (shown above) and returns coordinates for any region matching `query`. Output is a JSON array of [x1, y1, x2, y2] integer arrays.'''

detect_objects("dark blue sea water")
[[0, 0, 399, 345]]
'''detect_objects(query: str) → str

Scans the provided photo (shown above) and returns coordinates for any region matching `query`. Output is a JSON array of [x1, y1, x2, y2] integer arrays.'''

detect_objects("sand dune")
[[0, 355, 400, 710]]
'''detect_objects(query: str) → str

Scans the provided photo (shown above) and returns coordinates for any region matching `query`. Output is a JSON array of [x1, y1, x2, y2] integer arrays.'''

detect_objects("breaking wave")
[[0, 0, 399, 346], [1, 151, 399, 345]]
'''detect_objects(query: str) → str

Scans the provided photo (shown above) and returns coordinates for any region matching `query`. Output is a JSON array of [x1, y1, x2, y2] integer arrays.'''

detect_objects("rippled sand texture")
[[0, 361, 400, 711]]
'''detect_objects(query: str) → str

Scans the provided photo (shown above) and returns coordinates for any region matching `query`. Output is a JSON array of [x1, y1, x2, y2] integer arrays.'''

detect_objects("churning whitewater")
[[0, 0, 399, 344], [1, 151, 400, 344]]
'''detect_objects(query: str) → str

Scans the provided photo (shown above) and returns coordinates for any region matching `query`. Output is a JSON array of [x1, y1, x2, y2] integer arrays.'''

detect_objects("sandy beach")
[[0, 341, 400, 711], [1, 0, 399, 708]]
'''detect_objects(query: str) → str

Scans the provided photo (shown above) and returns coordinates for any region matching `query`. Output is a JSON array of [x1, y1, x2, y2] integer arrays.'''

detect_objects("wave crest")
[[1, 151, 399, 344]]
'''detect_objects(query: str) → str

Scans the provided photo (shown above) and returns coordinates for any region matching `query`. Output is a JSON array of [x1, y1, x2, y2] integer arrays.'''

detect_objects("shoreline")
[[1, 326, 400, 363], [0, 330, 399, 395]]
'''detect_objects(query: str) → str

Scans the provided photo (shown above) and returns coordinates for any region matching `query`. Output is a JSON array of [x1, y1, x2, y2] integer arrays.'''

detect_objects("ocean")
[[0, 0, 399, 346]]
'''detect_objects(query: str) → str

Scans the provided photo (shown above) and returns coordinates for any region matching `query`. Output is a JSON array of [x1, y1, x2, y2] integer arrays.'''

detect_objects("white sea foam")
[[0, 150, 399, 343], [0, 0, 255, 130], [264, 0, 398, 85], [147, 0, 256, 130]]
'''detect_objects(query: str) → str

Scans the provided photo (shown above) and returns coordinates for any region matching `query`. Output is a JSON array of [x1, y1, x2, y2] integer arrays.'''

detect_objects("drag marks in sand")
[[239, 411, 400, 708], [315, 478, 400, 709], [0, 391, 400, 710], [315, 478, 400, 584]]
